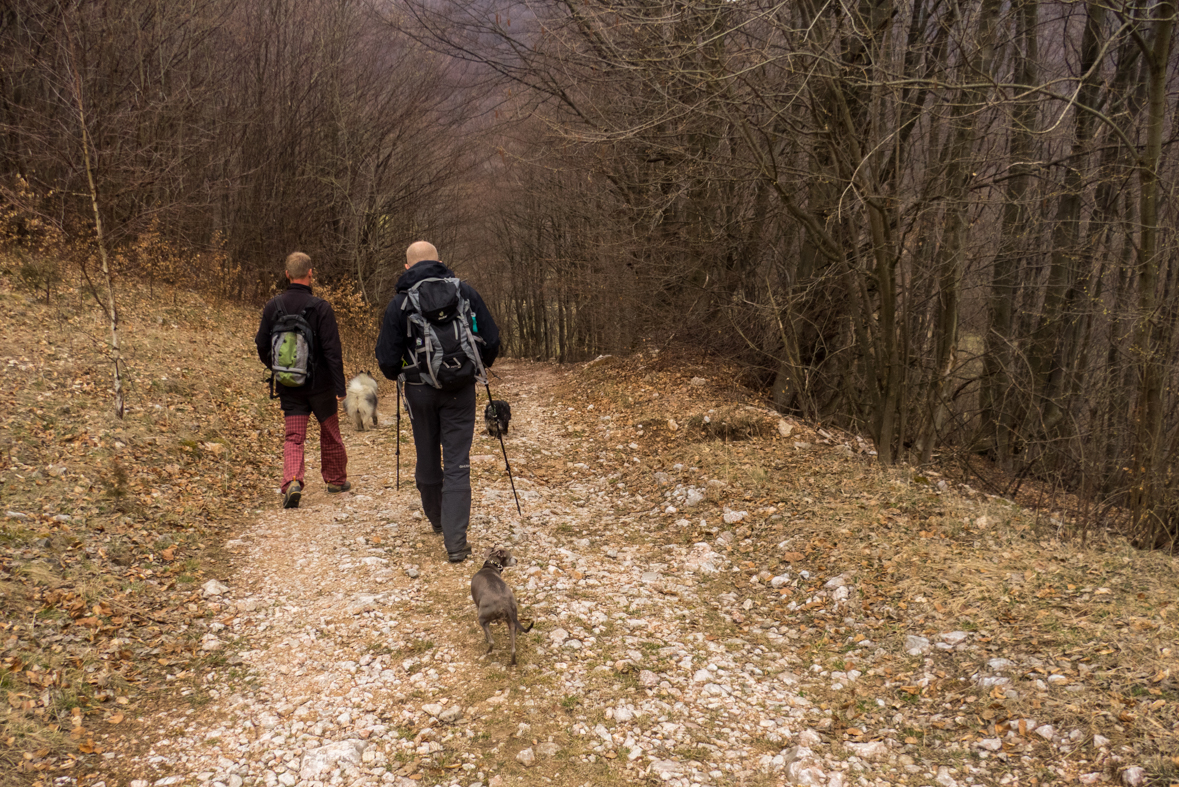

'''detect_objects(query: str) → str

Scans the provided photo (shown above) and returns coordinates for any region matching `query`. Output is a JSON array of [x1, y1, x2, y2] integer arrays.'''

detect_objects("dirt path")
[[105, 360, 1162, 787], [113, 361, 791, 787]]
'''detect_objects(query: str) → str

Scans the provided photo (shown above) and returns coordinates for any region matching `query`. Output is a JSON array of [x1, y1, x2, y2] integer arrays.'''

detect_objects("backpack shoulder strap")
[[404, 281, 423, 315], [398, 291, 414, 335]]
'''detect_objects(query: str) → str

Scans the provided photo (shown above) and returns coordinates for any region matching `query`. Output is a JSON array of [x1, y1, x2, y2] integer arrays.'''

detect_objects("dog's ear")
[[484, 547, 497, 559]]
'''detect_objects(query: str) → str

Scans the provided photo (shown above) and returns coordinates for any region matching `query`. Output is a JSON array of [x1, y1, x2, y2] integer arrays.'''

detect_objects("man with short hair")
[[375, 241, 500, 562], [256, 252, 350, 508]]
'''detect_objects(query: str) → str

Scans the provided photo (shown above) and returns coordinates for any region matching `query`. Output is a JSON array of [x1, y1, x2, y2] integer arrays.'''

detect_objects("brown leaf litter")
[[1, 281, 1176, 787]]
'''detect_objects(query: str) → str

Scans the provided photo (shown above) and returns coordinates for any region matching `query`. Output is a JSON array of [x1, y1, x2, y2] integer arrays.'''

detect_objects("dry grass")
[[555, 351, 1179, 783], [0, 272, 279, 781], [3, 269, 1177, 785]]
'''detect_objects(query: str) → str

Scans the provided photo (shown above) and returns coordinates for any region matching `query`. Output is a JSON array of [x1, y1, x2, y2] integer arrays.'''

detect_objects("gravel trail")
[[111, 361, 1139, 787]]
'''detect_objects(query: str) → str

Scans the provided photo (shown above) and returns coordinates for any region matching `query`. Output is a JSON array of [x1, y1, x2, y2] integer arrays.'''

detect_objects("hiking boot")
[[447, 547, 472, 563], [283, 480, 302, 509], [419, 484, 443, 532], [441, 489, 472, 557], [327, 481, 352, 494]]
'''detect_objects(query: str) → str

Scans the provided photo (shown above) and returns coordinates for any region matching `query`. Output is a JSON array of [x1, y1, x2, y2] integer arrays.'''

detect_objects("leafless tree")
[[6, 0, 1179, 543], [390, 0, 1179, 544]]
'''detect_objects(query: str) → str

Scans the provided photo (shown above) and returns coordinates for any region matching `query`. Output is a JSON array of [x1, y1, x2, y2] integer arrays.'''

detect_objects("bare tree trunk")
[[980, 0, 1038, 467], [1129, 0, 1176, 539], [64, 12, 124, 420], [1019, 2, 1107, 461], [919, 0, 1000, 464]]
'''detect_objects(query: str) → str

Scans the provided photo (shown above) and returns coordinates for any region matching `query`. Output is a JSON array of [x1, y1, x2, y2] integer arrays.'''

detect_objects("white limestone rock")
[[847, 741, 889, 760], [904, 635, 931, 655], [202, 579, 230, 597], [298, 740, 366, 780]]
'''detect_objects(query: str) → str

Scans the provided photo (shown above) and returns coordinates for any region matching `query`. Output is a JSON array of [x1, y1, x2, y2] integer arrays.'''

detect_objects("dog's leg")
[[480, 621, 494, 654], [508, 609, 529, 666]]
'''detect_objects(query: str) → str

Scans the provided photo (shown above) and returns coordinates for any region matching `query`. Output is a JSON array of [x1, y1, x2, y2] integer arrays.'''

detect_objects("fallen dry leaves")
[[541, 350, 1178, 784], [0, 277, 280, 780], [2, 278, 1177, 786]]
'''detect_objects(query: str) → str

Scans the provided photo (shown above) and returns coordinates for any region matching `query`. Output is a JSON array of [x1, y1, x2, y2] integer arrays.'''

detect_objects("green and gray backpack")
[[268, 298, 316, 396]]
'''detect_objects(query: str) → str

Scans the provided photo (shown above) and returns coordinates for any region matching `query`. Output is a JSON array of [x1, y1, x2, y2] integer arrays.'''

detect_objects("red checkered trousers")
[[282, 413, 348, 491]]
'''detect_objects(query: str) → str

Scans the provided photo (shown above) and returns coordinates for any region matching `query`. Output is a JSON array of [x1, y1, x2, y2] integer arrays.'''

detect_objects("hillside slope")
[[1, 278, 282, 779], [1, 277, 1177, 787]]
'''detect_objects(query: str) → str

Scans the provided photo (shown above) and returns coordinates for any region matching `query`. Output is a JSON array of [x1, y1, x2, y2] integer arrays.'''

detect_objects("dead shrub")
[[685, 407, 772, 441]]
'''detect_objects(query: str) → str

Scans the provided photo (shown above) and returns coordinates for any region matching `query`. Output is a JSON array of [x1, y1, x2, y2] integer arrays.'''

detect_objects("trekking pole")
[[467, 329, 522, 515], [483, 380, 522, 516], [395, 378, 401, 491]]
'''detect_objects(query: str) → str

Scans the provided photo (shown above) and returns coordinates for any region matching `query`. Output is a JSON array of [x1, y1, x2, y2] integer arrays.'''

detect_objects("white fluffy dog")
[[344, 371, 380, 431]]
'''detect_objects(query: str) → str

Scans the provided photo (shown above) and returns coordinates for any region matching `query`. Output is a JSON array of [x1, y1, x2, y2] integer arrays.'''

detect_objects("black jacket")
[[375, 260, 500, 382], [255, 283, 347, 398]]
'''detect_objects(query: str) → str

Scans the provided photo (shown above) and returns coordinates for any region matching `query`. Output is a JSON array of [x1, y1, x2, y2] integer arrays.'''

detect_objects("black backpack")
[[399, 277, 485, 390], [267, 297, 317, 397]]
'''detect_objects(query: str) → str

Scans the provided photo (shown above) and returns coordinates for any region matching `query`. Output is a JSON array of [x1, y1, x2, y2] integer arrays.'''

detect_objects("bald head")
[[405, 241, 439, 268]]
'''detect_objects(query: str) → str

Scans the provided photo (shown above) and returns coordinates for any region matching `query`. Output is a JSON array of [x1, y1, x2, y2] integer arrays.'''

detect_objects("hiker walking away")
[[375, 241, 500, 563], [255, 252, 350, 509]]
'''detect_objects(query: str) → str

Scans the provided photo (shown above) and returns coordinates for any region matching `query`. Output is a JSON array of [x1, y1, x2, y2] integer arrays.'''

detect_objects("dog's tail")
[[516, 616, 534, 633]]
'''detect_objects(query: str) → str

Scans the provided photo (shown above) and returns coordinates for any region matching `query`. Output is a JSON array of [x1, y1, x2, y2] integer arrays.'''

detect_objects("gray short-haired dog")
[[470, 546, 533, 665]]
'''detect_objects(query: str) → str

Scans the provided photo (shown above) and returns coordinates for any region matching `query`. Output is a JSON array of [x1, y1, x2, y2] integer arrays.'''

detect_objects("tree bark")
[[1129, 0, 1175, 539], [64, 12, 124, 420], [980, 0, 1039, 467]]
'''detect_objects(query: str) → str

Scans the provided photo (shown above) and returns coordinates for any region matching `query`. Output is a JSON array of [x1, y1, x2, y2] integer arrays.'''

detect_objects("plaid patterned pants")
[[282, 411, 347, 492]]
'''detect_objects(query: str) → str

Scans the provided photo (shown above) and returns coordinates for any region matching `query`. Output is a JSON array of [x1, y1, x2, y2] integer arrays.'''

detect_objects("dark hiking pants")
[[403, 382, 476, 556]]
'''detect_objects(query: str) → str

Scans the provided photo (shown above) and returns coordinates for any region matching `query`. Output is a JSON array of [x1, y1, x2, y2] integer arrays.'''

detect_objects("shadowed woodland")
[[4, 0, 1179, 547]]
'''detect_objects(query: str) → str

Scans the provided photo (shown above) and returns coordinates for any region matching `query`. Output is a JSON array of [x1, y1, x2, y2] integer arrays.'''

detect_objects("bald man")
[[375, 241, 501, 563]]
